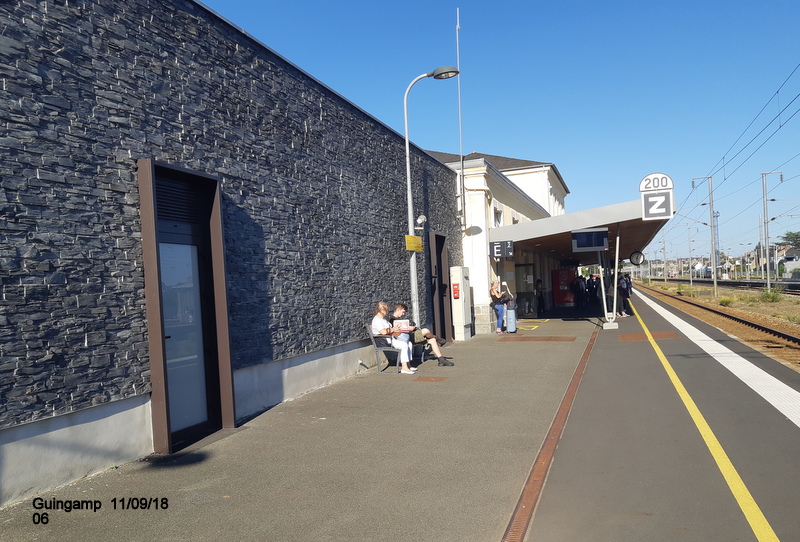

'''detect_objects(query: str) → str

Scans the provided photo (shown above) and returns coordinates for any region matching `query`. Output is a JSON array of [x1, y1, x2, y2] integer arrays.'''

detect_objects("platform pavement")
[[530, 293, 800, 541], [0, 310, 603, 542]]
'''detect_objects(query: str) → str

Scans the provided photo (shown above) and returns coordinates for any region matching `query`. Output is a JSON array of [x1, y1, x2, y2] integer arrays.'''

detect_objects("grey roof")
[[427, 151, 549, 171], [426, 150, 569, 194]]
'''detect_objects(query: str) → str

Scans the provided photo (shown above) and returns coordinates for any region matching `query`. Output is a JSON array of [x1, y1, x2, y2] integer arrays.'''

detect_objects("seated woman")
[[371, 301, 415, 374]]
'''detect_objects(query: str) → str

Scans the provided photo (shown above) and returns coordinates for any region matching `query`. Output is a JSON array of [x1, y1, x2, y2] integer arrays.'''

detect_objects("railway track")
[[653, 277, 800, 295], [636, 283, 800, 347]]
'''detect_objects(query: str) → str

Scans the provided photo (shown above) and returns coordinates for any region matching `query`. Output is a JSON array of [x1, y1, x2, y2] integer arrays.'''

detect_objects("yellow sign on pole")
[[405, 235, 423, 252]]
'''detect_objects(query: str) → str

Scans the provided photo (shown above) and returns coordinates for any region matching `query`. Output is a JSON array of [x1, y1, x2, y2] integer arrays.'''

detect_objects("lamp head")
[[430, 66, 459, 80]]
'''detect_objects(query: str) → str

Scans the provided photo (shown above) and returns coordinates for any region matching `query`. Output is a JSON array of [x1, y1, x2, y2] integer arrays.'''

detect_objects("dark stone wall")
[[0, 0, 461, 428]]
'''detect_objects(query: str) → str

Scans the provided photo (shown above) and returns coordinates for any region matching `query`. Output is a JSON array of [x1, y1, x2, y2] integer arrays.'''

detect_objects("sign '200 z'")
[[638, 174, 674, 192], [639, 172, 674, 221]]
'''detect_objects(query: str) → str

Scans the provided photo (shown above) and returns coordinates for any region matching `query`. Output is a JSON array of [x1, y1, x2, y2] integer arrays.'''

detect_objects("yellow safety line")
[[630, 301, 779, 542]]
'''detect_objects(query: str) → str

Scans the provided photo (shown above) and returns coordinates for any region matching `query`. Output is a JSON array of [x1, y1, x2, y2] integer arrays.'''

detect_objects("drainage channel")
[[500, 325, 599, 542]]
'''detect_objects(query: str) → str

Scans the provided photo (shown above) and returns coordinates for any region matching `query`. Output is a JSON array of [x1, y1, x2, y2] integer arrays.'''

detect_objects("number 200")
[[642, 176, 670, 190]]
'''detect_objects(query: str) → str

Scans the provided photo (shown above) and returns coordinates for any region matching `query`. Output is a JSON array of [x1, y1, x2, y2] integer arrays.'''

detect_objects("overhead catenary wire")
[[656, 62, 800, 258], [710, 63, 800, 184]]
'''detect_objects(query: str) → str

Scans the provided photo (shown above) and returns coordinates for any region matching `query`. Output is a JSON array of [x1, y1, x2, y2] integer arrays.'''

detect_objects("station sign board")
[[489, 241, 514, 258], [639, 173, 674, 221]]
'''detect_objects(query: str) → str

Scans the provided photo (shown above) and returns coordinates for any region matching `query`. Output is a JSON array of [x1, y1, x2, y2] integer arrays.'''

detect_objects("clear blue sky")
[[198, 0, 800, 262]]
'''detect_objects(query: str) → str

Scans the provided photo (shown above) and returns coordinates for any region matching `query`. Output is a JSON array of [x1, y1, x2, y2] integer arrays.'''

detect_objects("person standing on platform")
[[535, 279, 546, 317], [490, 281, 507, 333], [617, 275, 632, 317]]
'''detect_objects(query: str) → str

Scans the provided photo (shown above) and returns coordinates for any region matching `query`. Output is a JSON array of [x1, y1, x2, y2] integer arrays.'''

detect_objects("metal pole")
[[688, 226, 693, 288], [693, 176, 717, 296], [456, 9, 465, 230], [601, 225, 622, 328], [746, 250, 750, 281], [759, 215, 765, 280], [762, 173, 771, 291], [404, 72, 429, 324], [761, 171, 782, 289], [708, 177, 718, 297], [613, 225, 621, 314], [774, 245, 779, 283]]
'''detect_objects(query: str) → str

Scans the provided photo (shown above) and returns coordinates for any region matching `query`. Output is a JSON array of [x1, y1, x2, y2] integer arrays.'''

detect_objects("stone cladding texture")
[[0, 0, 462, 428]]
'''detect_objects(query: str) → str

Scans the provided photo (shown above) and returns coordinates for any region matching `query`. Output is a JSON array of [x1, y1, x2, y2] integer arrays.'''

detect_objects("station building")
[[430, 152, 667, 335], [0, 0, 668, 506]]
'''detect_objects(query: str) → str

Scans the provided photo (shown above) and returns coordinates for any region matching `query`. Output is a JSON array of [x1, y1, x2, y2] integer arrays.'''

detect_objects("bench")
[[366, 325, 433, 374]]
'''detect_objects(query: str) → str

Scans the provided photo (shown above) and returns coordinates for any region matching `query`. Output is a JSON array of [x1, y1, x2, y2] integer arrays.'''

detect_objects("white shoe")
[[400, 369, 415, 375]]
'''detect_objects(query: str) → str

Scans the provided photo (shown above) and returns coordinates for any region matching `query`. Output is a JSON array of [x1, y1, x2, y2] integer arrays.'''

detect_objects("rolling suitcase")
[[505, 299, 517, 333]]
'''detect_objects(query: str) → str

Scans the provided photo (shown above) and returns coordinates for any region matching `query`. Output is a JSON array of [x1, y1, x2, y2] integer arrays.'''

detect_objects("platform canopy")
[[487, 200, 669, 266]]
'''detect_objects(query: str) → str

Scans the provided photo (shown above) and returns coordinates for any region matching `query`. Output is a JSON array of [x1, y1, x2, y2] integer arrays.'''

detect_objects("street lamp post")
[[404, 66, 459, 323]]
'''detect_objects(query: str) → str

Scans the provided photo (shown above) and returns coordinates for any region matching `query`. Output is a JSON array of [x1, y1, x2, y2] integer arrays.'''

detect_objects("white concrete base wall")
[[475, 303, 496, 335], [234, 341, 373, 421], [0, 394, 153, 507], [0, 342, 378, 508]]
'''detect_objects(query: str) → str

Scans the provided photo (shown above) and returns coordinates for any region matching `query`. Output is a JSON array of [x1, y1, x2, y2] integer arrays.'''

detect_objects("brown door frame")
[[138, 159, 236, 454], [428, 232, 454, 342]]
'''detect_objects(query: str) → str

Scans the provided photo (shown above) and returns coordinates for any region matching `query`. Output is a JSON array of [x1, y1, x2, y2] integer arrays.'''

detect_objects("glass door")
[[515, 263, 536, 316], [159, 243, 209, 433], [139, 163, 232, 454]]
